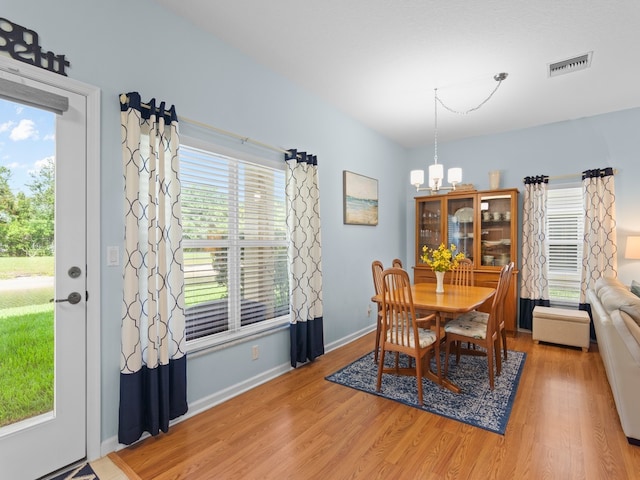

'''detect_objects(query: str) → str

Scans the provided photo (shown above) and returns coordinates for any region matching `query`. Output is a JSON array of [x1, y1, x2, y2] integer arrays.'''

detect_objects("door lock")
[[68, 266, 82, 278], [50, 292, 82, 304]]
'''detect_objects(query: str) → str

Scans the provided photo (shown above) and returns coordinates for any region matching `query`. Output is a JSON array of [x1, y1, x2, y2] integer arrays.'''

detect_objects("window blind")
[[180, 144, 289, 342], [547, 187, 584, 304]]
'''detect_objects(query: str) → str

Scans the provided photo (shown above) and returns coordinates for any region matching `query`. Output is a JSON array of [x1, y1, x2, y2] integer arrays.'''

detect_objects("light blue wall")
[[5, 1, 639, 450]]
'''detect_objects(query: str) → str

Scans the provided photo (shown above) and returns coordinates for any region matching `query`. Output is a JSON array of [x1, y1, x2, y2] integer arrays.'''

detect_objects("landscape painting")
[[343, 171, 378, 226]]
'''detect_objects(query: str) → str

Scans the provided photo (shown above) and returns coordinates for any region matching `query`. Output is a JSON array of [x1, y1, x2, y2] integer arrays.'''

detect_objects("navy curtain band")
[[523, 175, 549, 185], [582, 167, 614, 180], [120, 91, 178, 124], [285, 148, 318, 166]]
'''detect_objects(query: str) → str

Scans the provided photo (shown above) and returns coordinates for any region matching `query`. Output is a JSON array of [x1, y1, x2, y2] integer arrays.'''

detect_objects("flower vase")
[[435, 271, 445, 293]]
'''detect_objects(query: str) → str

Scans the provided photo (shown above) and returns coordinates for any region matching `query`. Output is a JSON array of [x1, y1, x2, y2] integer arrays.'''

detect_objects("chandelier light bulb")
[[429, 163, 444, 189], [410, 169, 425, 187], [448, 167, 462, 185]]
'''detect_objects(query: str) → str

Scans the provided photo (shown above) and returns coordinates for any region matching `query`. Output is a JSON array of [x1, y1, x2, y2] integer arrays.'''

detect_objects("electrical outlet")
[[367, 304, 372, 317], [251, 345, 259, 360]]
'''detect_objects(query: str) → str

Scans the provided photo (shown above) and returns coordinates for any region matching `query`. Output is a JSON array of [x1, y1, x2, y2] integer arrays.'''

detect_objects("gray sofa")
[[587, 276, 640, 445]]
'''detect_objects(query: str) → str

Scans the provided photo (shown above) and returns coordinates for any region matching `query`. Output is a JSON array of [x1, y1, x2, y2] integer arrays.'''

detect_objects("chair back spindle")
[[451, 257, 474, 286]]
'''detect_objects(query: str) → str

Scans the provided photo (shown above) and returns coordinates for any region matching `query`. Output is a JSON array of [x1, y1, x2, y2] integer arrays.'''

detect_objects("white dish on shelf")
[[502, 238, 511, 245], [454, 207, 474, 223], [482, 240, 502, 247]]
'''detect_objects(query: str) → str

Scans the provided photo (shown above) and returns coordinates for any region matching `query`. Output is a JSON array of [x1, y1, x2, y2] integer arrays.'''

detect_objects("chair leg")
[[415, 354, 423, 406], [487, 345, 495, 390], [494, 337, 502, 376], [501, 327, 508, 361], [376, 350, 386, 392], [374, 314, 382, 362], [444, 340, 452, 377]]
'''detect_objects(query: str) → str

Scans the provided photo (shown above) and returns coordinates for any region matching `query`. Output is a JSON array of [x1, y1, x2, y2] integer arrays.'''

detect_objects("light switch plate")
[[107, 246, 119, 266]]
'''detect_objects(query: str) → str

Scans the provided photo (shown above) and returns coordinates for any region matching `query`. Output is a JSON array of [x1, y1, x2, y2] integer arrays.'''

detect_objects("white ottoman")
[[532, 306, 590, 352]]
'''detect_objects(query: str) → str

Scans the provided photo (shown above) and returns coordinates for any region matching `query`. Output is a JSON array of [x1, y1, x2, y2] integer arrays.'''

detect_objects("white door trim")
[[0, 55, 102, 461]]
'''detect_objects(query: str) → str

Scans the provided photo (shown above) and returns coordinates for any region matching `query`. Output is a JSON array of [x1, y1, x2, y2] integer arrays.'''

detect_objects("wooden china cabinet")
[[413, 188, 519, 334]]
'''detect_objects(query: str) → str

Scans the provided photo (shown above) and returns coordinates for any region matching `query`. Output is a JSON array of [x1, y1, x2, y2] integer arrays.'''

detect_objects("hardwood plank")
[[113, 332, 640, 479]]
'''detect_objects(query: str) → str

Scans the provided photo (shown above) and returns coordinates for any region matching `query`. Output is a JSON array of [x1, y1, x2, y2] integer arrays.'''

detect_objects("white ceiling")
[[153, 0, 640, 148]]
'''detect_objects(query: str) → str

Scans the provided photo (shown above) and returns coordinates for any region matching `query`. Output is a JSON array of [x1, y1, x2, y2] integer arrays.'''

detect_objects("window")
[[180, 141, 289, 349], [546, 186, 584, 305]]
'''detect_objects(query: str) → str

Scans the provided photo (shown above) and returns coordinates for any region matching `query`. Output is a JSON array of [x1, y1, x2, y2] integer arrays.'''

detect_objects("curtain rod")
[[548, 168, 618, 181], [549, 168, 618, 180], [119, 94, 289, 155]]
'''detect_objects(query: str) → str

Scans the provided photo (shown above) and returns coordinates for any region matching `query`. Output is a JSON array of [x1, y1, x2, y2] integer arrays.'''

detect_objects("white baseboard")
[[101, 324, 375, 456]]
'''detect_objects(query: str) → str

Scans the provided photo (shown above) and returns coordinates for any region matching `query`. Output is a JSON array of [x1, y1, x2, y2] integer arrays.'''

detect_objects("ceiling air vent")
[[548, 52, 592, 77]]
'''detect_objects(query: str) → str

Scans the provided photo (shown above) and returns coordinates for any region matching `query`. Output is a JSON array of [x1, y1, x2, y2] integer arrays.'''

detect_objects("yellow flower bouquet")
[[420, 243, 465, 272]]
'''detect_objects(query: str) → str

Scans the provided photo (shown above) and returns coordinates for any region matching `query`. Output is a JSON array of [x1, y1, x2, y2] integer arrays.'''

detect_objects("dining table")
[[372, 282, 496, 393]]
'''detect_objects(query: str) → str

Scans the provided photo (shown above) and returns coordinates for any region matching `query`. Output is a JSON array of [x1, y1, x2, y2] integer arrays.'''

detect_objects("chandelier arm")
[[436, 77, 505, 115]]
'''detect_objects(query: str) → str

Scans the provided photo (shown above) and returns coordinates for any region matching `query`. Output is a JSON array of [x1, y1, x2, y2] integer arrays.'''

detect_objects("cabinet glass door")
[[417, 199, 442, 257], [480, 194, 512, 267], [447, 196, 475, 262]]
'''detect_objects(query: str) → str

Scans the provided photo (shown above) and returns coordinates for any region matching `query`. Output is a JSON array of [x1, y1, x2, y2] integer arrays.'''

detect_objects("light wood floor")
[[112, 332, 640, 479]]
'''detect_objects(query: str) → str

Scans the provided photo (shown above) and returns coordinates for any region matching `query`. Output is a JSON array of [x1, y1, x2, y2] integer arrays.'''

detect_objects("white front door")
[[0, 67, 91, 480]]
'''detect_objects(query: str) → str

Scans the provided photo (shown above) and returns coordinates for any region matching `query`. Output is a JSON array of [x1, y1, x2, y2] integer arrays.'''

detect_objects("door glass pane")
[[480, 194, 512, 267], [448, 197, 474, 261], [0, 99, 55, 429], [417, 199, 442, 262]]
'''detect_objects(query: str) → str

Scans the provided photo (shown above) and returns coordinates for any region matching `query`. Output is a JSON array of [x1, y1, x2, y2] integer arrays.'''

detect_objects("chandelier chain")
[[434, 88, 439, 163], [435, 76, 506, 116]]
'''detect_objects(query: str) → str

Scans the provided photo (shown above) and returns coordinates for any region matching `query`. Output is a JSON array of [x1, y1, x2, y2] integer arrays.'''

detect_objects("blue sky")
[[0, 98, 55, 194]]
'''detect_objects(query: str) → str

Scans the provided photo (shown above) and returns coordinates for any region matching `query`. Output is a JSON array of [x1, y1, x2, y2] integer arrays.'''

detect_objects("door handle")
[[50, 292, 82, 304]]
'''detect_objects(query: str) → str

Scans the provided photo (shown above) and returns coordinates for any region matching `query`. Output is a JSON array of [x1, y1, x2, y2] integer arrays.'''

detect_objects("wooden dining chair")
[[469, 262, 514, 362], [376, 268, 438, 405], [392, 258, 403, 268], [449, 257, 475, 348], [450, 257, 474, 286], [372, 260, 385, 362], [442, 262, 513, 389]]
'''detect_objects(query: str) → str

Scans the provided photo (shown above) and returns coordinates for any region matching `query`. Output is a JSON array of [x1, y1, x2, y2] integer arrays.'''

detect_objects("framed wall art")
[[343, 170, 378, 226]]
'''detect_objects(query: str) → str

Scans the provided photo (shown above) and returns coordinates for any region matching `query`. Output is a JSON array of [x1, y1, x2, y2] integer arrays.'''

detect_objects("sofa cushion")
[[620, 304, 640, 327], [598, 280, 640, 313], [631, 280, 640, 298], [618, 310, 640, 362], [595, 276, 626, 295]]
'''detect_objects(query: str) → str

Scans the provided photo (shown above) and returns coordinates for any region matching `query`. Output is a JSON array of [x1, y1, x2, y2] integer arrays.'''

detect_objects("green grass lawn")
[[0, 256, 55, 427], [0, 256, 54, 280], [0, 304, 54, 428]]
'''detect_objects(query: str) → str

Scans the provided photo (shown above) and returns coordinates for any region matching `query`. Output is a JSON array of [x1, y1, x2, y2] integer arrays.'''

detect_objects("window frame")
[[546, 184, 584, 307], [180, 135, 290, 354]]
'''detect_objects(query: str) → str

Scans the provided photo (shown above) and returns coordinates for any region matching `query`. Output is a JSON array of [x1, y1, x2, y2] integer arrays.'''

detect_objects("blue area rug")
[[49, 463, 98, 480], [325, 349, 526, 435]]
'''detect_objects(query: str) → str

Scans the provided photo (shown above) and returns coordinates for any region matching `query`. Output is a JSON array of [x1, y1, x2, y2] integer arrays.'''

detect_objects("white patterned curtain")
[[118, 92, 187, 445], [519, 175, 550, 330], [580, 168, 617, 337], [285, 149, 324, 367]]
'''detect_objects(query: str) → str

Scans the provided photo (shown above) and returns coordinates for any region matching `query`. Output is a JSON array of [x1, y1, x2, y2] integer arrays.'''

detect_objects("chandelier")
[[410, 72, 508, 193]]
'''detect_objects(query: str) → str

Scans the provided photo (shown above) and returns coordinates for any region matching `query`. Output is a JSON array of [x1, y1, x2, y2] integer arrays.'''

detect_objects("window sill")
[[186, 315, 290, 357]]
